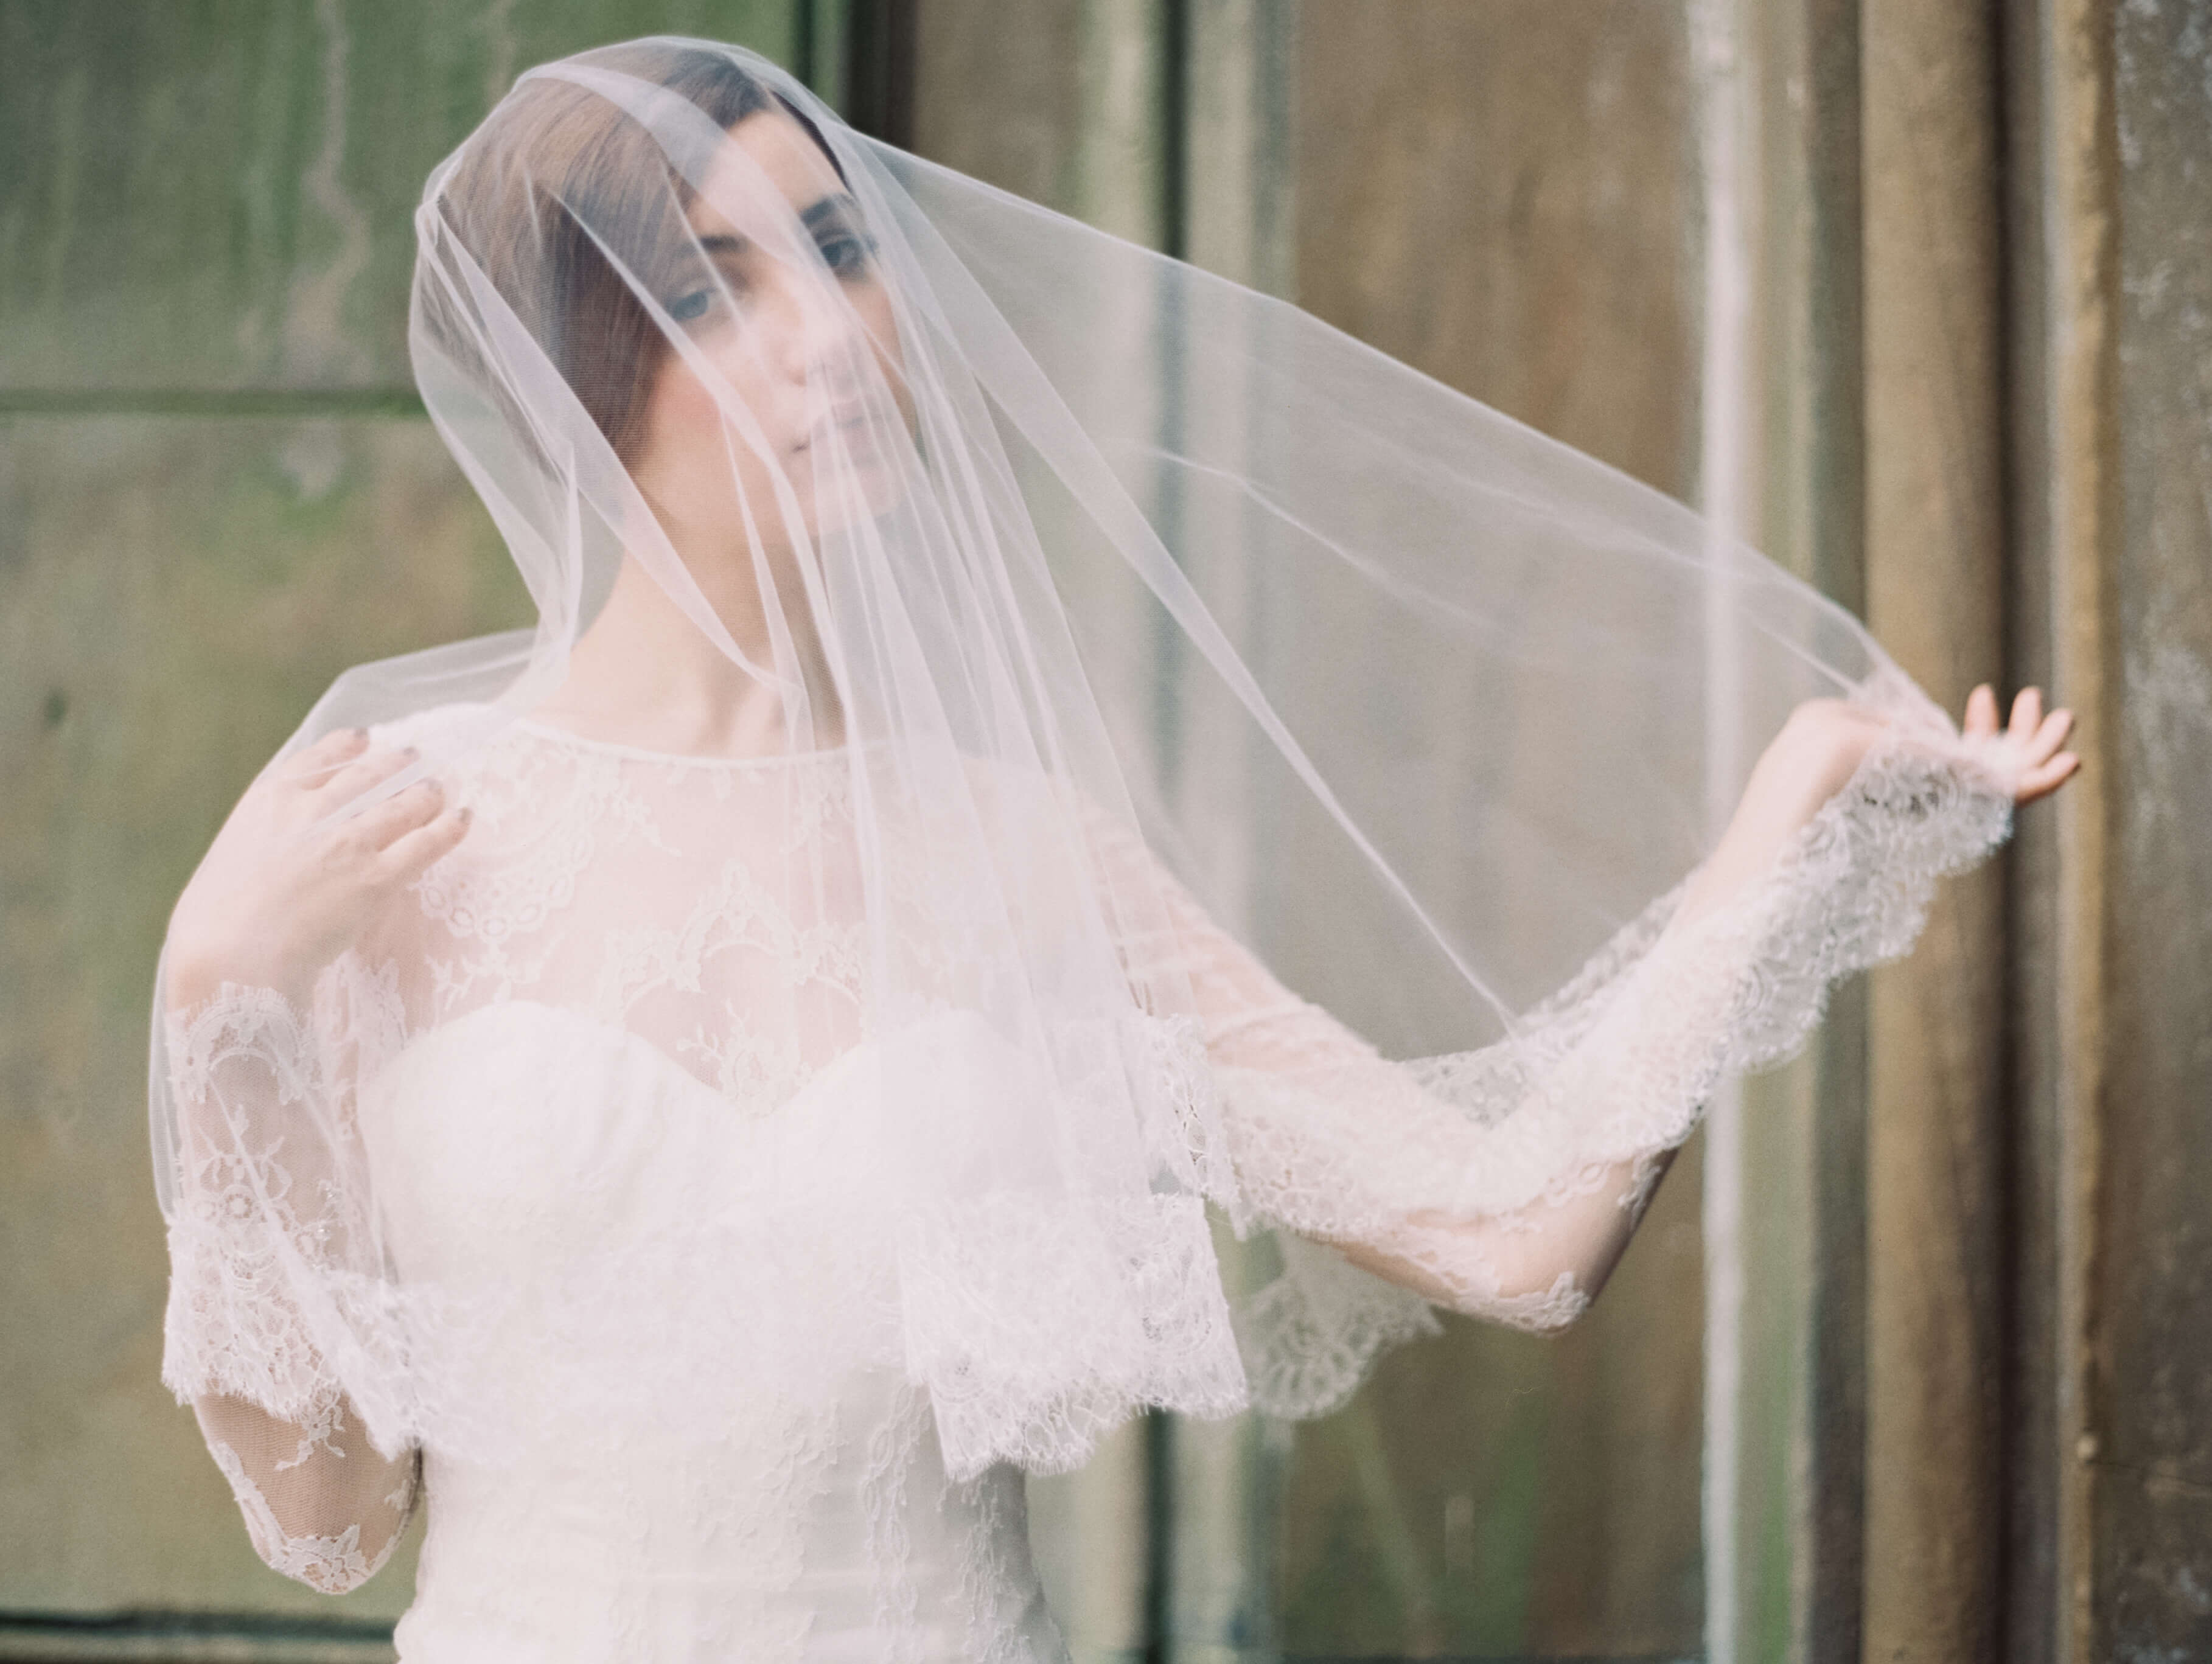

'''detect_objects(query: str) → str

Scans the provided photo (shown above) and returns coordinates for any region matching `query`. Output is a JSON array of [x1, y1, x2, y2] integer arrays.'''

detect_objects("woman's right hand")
[[166, 727, 472, 1013]]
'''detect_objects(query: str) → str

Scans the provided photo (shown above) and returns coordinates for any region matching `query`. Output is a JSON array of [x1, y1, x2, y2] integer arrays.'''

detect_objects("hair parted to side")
[[413, 41, 842, 467]]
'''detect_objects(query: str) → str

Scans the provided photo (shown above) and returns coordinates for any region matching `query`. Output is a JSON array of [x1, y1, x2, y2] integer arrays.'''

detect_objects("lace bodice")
[[380, 1000, 1064, 1661], [156, 706, 2011, 1657]]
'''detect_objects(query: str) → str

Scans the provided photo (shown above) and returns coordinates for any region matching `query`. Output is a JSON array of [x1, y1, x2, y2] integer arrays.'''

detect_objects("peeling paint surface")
[[2104, 0, 2212, 1654], [0, 0, 800, 395], [0, 0, 799, 1627]]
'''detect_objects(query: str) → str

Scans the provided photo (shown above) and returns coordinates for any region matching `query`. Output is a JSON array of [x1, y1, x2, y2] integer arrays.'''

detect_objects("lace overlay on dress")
[[153, 704, 2011, 1655]]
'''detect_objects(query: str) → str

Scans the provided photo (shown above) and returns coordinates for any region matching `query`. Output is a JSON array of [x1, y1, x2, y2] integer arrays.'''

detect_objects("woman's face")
[[626, 107, 910, 602]]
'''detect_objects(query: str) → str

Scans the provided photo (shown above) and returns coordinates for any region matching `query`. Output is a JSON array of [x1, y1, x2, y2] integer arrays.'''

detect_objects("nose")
[[762, 261, 868, 391]]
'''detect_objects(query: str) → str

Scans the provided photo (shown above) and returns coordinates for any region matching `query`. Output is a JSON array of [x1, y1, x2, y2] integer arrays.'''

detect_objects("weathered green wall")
[[16, 1, 2208, 1659], [0, 0, 800, 1638], [0, 417, 528, 1625], [0, 0, 803, 395]]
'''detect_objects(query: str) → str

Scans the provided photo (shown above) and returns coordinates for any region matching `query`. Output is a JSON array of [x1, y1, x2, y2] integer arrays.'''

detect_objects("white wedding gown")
[[367, 998, 1067, 1662], [159, 704, 2008, 1660], [170, 712, 1112, 1661]]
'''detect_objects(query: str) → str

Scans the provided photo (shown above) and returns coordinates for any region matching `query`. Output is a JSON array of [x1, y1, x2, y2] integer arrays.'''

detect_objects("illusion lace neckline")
[[509, 713, 853, 770]]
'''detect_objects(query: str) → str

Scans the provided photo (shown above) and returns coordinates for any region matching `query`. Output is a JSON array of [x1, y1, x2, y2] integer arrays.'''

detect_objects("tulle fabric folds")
[[150, 34, 2017, 1501]]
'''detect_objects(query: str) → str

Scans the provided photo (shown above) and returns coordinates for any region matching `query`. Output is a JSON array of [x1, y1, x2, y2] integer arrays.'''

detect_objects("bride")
[[151, 36, 2077, 1662]]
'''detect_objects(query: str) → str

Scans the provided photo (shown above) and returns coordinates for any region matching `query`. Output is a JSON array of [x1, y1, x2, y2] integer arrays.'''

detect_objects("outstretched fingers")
[[2005, 691, 2078, 803], [2023, 708, 2075, 767], [1961, 683, 2081, 805], [2015, 747, 2081, 804]]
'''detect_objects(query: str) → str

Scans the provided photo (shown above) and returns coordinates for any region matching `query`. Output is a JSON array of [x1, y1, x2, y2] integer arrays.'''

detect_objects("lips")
[[796, 406, 876, 458]]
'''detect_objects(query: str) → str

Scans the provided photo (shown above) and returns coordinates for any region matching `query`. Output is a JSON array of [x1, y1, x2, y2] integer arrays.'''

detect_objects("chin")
[[793, 455, 909, 537]]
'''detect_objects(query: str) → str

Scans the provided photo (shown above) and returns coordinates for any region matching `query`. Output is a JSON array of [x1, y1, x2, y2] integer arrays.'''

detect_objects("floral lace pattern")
[[1105, 728, 2014, 1407], [208, 1434, 419, 1595], [153, 706, 2013, 1655], [161, 985, 354, 1429]]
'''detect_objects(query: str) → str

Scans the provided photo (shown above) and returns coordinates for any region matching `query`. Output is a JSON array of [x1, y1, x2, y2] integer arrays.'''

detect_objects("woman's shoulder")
[[287, 630, 542, 773], [362, 700, 509, 759]]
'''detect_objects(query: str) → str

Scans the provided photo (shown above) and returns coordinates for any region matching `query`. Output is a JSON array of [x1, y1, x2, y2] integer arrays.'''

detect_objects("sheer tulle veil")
[[147, 35, 2016, 1485]]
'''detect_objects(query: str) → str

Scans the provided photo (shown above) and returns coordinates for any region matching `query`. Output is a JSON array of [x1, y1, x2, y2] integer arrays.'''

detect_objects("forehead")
[[686, 108, 845, 235]]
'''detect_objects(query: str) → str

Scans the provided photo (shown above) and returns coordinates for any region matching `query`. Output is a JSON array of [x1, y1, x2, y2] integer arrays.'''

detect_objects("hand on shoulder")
[[164, 726, 473, 1013]]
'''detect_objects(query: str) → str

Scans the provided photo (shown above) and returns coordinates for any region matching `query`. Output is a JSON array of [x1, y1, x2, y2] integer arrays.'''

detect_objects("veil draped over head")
[[150, 35, 2014, 1516]]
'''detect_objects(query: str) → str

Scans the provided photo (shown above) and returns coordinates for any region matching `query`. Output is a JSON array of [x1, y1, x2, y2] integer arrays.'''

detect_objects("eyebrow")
[[801, 193, 859, 231], [693, 196, 859, 258]]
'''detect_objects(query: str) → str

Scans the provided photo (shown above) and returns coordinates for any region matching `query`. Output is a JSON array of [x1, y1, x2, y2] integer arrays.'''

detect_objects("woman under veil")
[[148, 35, 2077, 1661]]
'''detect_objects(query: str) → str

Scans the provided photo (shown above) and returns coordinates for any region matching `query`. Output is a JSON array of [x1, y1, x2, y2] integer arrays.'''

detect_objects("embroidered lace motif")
[[155, 711, 2009, 1655]]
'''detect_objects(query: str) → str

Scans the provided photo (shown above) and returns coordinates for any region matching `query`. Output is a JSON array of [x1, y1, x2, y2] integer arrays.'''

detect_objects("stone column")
[[1860, 0, 2011, 1655], [1695, 0, 1871, 1655]]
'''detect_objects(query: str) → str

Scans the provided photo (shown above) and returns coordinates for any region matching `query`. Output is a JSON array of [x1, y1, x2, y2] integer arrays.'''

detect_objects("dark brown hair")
[[416, 43, 840, 464]]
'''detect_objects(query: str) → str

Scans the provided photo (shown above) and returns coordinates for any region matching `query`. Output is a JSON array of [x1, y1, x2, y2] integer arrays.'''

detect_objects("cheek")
[[857, 297, 912, 422], [635, 350, 780, 504], [644, 357, 725, 453]]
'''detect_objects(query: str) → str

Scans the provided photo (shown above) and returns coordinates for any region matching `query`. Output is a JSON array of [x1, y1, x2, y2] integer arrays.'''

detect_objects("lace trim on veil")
[[156, 715, 2011, 1476], [1215, 728, 2011, 1419]]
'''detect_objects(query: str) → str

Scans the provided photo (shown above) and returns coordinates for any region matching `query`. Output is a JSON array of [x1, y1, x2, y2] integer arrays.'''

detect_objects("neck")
[[534, 551, 841, 757]]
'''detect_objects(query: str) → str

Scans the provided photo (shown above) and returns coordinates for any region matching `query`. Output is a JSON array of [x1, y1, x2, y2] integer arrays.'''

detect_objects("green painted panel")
[[0, 413, 530, 1617], [0, 0, 803, 396]]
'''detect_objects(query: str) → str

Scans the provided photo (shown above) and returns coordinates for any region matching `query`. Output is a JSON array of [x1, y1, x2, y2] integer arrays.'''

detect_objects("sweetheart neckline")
[[359, 997, 902, 1124], [355, 998, 1198, 1144]]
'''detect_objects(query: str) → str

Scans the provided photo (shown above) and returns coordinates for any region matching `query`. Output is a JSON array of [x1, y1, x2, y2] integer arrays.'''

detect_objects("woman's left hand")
[[1961, 682, 2081, 804], [1676, 682, 2079, 928], [1769, 683, 2080, 821]]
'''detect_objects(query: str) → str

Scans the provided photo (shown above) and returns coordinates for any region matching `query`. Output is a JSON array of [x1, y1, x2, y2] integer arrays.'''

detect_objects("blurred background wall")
[[2, 1, 2207, 1661]]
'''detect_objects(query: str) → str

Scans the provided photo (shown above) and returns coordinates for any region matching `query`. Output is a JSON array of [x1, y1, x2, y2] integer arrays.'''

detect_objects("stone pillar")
[[2005, 0, 2212, 1657], [1694, 0, 1870, 1655], [2000, 0, 2121, 1657], [1859, 0, 2011, 1656]]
